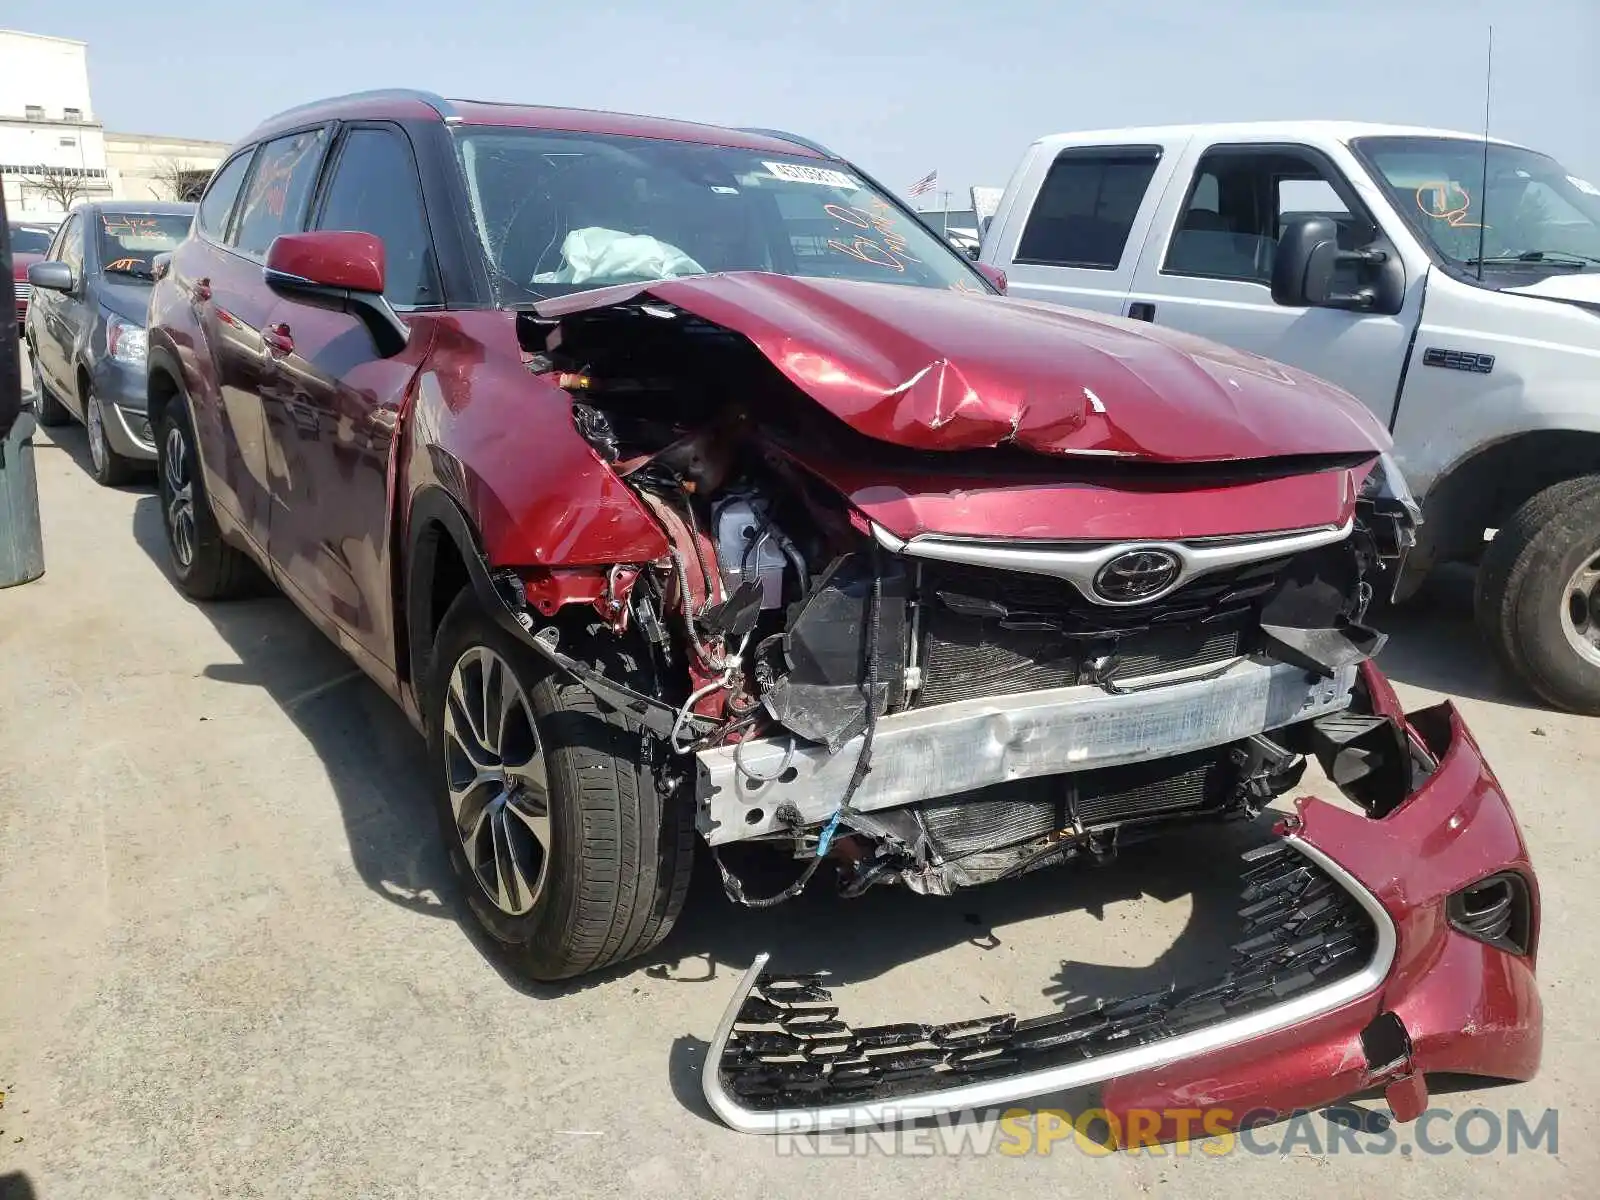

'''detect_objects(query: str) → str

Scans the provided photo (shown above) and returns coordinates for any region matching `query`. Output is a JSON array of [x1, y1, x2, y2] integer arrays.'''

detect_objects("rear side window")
[[233, 128, 329, 258], [197, 151, 253, 241], [1015, 148, 1161, 270], [315, 127, 440, 308]]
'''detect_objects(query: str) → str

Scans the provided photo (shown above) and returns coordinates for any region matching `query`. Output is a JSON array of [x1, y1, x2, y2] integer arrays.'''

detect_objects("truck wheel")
[[426, 591, 694, 980], [155, 404, 258, 600], [1476, 475, 1600, 714], [28, 354, 71, 427]]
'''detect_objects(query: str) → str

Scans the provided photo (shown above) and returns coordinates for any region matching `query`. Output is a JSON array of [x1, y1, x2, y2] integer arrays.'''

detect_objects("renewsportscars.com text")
[[772, 1106, 1560, 1158]]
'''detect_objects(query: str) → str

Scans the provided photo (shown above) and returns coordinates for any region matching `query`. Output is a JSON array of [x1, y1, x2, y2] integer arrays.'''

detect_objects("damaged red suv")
[[146, 90, 1541, 1137]]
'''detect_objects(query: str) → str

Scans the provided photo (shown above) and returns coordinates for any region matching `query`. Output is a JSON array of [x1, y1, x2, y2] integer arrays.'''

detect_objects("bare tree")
[[150, 156, 213, 202], [23, 167, 90, 212]]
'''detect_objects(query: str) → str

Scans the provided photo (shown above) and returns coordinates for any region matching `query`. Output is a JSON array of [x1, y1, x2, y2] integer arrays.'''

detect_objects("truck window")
[[1164, 148, 1375, 284], [1014, 147, 1160, 270]]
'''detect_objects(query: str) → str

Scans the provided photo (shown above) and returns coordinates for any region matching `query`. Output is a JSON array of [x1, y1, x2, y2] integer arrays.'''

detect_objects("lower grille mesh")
[[717, 841, 1377, 1111]]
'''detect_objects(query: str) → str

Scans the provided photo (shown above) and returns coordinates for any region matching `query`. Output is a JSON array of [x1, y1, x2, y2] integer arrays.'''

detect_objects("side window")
[[314, 127, 440, 308], [233, 128, 329, 259], [1014, 148, 1161, 270], [58, 213, 84, 275], [198, 150, 254, 241], [1165, 147, 1376, 283]]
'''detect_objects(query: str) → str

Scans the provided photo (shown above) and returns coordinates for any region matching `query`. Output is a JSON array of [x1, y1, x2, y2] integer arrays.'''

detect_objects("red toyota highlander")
[[145, 90, 1541, 1138]]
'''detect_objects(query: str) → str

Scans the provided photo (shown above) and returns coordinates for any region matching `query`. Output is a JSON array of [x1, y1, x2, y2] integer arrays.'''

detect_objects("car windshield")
[[451, 126, 989, 303], [96, 212, 192, 279], [10, 224, 54, 255], [1355, 135, 1600, 269]]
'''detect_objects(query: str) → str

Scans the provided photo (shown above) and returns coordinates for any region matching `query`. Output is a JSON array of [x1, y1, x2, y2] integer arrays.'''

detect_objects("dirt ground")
[[1, 364, 1593, 1197]]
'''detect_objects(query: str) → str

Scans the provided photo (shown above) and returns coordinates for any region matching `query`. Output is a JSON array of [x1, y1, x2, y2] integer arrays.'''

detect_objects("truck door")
[[1124, 141, 1420, 422], [987, 141, 1180, 316]]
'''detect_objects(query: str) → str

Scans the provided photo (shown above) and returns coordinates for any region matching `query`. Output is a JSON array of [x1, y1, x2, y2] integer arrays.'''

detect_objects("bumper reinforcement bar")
[[703, 838, 1393, 1133]]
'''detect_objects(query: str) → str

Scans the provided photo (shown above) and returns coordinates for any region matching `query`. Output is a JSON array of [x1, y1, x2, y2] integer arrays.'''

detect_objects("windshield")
[[10, 224, 54, 255], [96, 212, 192, 279], [1355, 136, 1600, 269], [452, 126, 988, 302]]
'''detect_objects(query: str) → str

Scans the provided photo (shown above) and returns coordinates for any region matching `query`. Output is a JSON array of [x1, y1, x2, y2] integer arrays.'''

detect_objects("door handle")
[[264, 323, 294, 357], [1128, 301, 1156, 322]]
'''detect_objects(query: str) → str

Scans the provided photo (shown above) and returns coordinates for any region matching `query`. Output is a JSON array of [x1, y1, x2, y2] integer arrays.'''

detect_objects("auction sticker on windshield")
[[764, 161, 862, 189]]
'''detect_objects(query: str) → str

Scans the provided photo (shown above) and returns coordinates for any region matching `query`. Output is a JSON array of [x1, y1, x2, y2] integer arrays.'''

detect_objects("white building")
[[0, 29, 111, 219], [2, 29, 231, 219]]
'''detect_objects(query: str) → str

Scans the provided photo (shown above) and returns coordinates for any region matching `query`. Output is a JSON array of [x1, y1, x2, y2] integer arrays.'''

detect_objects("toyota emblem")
[[1091, 549, 1182, 603]]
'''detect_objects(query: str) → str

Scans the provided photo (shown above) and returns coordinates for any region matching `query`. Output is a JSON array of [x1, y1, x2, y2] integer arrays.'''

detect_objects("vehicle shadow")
[[127, 488, 1282, 1010], [30, 416, 156, 489], [1372, 566, 1545, 710]]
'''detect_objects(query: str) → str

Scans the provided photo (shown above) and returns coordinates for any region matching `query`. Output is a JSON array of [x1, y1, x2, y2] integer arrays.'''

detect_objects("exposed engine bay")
[[497, 294, 1421, 907]]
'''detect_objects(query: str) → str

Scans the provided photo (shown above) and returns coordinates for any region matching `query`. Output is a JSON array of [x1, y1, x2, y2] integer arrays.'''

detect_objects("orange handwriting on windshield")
[[104, 257, 143, 273], [1416, 180, 1487, 230], [825, 200, 922, 272]]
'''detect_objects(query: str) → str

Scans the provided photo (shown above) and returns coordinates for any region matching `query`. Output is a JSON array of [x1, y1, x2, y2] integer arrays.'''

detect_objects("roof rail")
[[735, 127, 836, 158], [261, 89, 458, 126]]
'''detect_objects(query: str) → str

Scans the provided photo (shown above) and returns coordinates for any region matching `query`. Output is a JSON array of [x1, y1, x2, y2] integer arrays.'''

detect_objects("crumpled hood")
[[535, 272, 1390, 462]]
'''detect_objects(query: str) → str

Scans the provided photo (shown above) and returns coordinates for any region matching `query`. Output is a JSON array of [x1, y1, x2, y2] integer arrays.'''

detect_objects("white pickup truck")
[[979, 121, 1600, 713]]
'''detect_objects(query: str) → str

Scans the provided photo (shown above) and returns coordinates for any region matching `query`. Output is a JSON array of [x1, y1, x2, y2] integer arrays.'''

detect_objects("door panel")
[[1125, 140, 1420, 422], [262, 301, 427, 673]]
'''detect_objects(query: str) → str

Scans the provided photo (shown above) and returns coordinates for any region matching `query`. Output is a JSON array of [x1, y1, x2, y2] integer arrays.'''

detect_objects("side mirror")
[[1272, 215, 1399, 314], [975, 263, 1008, 294], [28, 261, 75, 294], [263, 231, 408, 358]]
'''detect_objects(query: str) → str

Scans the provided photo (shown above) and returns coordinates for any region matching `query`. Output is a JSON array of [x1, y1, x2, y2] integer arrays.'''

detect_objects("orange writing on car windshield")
[[825, 199, 922, 273], [1416, 180, 1487, 230], [104, 257, 143, 273]]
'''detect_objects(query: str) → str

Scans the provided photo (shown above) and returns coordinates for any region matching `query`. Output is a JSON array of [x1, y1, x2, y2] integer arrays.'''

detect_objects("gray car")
[[25, 201, 195, 485]]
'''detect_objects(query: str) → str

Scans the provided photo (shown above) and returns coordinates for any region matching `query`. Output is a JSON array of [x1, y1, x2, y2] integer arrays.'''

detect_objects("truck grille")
[[909, 557, 1288, 707]]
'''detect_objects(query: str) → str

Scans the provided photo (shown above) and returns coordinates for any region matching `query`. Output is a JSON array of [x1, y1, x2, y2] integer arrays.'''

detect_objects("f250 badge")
[[1422, 347, 1496, 374]]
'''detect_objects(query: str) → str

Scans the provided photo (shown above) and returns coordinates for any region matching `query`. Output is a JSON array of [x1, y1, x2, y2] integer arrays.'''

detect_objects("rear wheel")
[[426, 592, 694, 980], [1476, 475, 1600, 714], [28, 354, 71, 427], [155, 403, 258, 600], [86, 388, 138, 487]]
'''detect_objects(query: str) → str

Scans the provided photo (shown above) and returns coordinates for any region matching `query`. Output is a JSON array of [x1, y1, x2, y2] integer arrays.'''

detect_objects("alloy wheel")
[[442, 645, 552, 916], [1560, 551, 1600, 669], [162, 424, 196, 568], [87, 395, 107, 475]]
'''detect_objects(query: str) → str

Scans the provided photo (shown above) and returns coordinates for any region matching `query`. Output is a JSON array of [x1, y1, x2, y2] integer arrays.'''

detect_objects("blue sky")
[[8, 0, 1597, 202]]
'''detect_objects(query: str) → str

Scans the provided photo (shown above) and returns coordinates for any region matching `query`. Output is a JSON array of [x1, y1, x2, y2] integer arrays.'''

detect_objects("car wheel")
[[427, 591, 694, 980], [85, 389, 137, 487], [28, 355, 72, 427], [1476, 474, 1600, 714], [156, 403, 259, 600]]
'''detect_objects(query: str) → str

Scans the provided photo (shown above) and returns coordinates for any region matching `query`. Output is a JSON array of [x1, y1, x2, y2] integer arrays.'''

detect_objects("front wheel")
[[426, 592, 694, 980], [1476, 475, 1600, 714], [86, 389, 138, 487], [28, 354, 71, 427]]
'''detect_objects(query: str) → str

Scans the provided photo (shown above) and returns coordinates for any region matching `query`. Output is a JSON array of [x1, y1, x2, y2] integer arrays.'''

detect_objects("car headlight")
[[106, 312, 148, 367]]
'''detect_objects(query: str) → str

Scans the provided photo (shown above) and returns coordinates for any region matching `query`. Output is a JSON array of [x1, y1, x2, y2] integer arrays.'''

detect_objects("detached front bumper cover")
[[701, 678, 1542, 1137]]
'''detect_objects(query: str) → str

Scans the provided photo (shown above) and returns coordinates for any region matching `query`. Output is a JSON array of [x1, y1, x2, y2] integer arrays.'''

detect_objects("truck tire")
[[155, 403, 259, 600], [1475, 475, 1600, 714], [426, 591, 694, 980]]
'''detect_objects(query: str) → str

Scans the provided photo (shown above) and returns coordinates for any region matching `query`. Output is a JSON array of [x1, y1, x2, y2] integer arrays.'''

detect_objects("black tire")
[[85, 387, 138, 487], [1475, 475, 1600, 714], [29, 355, 72, 427], [426, 591, 694, 980], [155, 402, 258, 600]]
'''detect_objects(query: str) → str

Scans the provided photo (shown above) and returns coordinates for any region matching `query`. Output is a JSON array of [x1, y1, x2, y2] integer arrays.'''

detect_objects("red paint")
[[787, 450, 1357, 540], [519, 565, 638, 625], [1101, 686, 1541, 1143], [537, 274, 1392, 464], [974, 263, 1007, 293], [264, 230, 385, 294], [12, 250, 43, 327]]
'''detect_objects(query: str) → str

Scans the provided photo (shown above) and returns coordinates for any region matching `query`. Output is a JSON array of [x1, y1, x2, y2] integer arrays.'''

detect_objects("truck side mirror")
[[1272, 215, 1400, 314]]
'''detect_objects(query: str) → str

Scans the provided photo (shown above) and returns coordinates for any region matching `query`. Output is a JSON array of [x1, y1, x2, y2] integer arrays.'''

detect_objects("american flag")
[[907, 169, 938, 198]]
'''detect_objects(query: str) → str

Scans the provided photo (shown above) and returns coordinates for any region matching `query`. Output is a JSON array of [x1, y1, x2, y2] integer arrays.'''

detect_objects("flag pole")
[[941, 189, 949, 238]]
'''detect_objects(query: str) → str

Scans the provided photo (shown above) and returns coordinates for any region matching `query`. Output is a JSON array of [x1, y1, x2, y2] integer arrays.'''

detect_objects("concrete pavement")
[[0, 366, 1593, 1197]]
